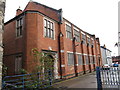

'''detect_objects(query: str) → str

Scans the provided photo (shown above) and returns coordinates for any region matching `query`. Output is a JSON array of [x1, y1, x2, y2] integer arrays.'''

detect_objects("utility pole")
[[118, 1, 120, 56], [0, 0, 6, 89]]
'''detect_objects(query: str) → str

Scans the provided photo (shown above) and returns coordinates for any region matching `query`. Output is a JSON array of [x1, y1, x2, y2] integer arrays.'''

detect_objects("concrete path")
[[53, 72, 97, 89]]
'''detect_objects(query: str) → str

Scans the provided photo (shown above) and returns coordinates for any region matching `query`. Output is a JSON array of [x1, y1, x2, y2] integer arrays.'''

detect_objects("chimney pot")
[[16, 8, 22, 16]]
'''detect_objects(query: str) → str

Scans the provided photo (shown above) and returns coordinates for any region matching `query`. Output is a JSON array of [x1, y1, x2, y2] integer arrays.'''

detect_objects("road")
[[53, 72, 97, 89]]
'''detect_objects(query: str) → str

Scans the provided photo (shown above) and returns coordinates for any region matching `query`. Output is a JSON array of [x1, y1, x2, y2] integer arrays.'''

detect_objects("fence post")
[[22, 75, 25, 90], [118, 66, 120, 89], [1, 77, 5, 89], [37, 72, 40, 89], [96, 66, 102, 90], [48, 70, 52, 86]]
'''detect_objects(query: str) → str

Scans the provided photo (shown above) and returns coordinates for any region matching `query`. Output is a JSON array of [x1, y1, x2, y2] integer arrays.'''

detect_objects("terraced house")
[[3, 1, 102, 79]]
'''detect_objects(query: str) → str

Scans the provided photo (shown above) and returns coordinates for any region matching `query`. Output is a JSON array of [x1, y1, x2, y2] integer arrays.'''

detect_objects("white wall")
[[101, 48, 106, 65], [101, 47, 112, 66]]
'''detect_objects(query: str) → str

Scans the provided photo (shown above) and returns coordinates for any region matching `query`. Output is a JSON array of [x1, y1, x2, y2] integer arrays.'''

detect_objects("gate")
[[96, 66, 120, 89], [2, 70, 53, 89]]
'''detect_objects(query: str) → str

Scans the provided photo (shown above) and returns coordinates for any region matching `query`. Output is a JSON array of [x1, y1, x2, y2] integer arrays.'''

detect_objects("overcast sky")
[[5, 0, 120, 56]]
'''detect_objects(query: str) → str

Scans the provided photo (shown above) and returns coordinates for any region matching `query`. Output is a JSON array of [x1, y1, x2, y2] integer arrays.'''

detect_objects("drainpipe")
[[72, 37, 78, 76], [58, 9, 63, 79], [91, 45, 95, 70], [87, 43, 91, 73], [81, 41, 86, 74]]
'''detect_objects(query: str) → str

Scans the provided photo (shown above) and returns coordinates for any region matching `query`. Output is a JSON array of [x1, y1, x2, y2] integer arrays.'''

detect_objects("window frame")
[[44, 18, 55, 39], [81, 32, 86, 44], [74, 28, 80, 42], [85, 55, 89, 65], [15, 54, 22, 74], [78, 54, 83, 65], [91, 38, 94, 46], [67, 52, 74, 66], [65, 22, 72, 39], [16, 17, 23, 37], [87, 36, 91, 45]]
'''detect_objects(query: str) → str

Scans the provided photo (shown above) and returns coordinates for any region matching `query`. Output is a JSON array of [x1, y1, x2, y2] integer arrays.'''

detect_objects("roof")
[[26, 1, 59, 12], [5, 1, 62, 24], [100, 46, 112, 52], [4, 1, 99, 39], [63, 18, 96, 39]]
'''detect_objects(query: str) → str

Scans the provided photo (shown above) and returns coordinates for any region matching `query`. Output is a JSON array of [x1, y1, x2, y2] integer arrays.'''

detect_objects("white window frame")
[[43, 17, 55, 40], [67, 52, 74, 66], [65, 22, 72, 39], [85, 55, 89, 65], [81, 32, 86, 44], [73, 27, 80, 42], [87, 37, 91, 45], [78, 54, 83, 65]]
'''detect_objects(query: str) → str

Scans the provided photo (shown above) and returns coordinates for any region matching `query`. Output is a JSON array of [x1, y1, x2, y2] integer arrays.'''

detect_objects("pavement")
[[53, 72, 97, 89]]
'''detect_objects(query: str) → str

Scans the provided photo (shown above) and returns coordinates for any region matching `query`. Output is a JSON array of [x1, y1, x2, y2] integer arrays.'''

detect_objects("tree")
[[29, 48, 54, 88]]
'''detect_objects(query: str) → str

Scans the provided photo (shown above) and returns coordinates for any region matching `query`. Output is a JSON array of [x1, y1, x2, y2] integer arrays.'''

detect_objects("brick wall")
[[3, 1, 102, 79]]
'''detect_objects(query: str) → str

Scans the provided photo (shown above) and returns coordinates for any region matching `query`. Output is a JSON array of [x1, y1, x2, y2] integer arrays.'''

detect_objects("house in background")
[[112, 56, 120, 64], [101, 45, 112, 66], [3, 1, 102, 79]]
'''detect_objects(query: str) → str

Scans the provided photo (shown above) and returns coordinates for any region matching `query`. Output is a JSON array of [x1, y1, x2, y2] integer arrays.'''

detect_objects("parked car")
[[113, 63, 119, 67], [102, 64, 110, 70]]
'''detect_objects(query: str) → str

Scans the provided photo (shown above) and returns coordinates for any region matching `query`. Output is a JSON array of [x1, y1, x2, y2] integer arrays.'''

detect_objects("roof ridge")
[[30, 1, 60, 12]]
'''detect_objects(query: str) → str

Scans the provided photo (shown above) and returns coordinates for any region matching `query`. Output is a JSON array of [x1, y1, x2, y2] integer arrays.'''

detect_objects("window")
[[87, 37, 91, 45], [93, 56, 96, 64], [74, 29, 80, 42], [85, 55, 89, 65], [82, 33, 86, 44], [68, 53, 74, 65], [16, 17, 23, 37], [44, 19, 54, 39], [78, 54, 83, 65], [66, 24, 72, 39], [15, 55, 22, 74], [91, 39, 94, 46], [90, 56, 93, 64]]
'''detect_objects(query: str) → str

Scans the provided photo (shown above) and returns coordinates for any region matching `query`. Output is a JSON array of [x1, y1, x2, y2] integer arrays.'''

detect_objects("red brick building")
[[3, 1, 102, 79]]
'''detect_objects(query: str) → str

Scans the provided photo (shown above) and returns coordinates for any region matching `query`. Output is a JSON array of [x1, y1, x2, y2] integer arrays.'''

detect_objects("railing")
[[2, 70, 53, 89], [96, 66, 120, 89]]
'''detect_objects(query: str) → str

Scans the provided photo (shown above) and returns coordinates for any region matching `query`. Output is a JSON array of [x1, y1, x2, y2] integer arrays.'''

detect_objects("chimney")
[[16, 7, 22, 16], [103, 44, 106, 48], [96, 38, 100, 44]]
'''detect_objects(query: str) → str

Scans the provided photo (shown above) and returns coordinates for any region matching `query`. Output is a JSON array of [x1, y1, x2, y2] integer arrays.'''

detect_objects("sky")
[[5, 0, 120, 56]]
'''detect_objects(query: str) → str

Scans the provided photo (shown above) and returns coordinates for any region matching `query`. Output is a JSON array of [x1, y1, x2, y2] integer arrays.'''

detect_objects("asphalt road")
[[53, 72, 97, 89]]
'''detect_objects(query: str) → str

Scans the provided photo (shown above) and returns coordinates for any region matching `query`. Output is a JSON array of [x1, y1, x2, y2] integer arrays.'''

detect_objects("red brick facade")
[[3, 1, 102, 78]]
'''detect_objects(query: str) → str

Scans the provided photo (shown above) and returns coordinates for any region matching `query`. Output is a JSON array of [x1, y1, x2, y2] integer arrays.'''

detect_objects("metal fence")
[[96, 67, 120, 90], [2, 70, 54, 89]]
